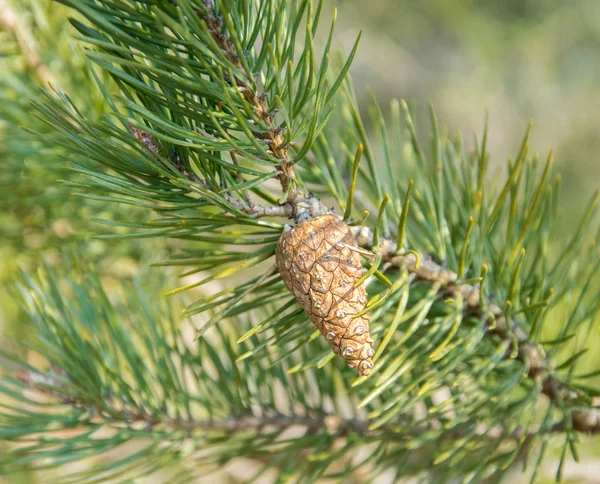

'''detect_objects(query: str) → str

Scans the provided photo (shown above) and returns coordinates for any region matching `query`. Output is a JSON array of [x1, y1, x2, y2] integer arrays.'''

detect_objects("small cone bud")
[[130, 125, 159, 155], [276, 214, 375, 375]]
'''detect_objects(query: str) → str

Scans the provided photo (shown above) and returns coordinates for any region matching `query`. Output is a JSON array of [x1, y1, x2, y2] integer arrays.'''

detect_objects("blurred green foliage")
[[0, 0, 160, 334]]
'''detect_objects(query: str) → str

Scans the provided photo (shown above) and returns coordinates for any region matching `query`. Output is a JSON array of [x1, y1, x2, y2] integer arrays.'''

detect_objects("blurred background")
[[1, 0, 599, 481], [333, 0, 600, 222]]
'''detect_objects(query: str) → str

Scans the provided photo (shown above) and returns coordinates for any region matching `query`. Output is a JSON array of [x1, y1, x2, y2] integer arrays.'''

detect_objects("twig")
[[16, 365, 594, 484], [229, 199, 293, 218], [350, 225, 598, 434], [131, 125, 298, 219], [16, 368, 372, 438], [200, 3, 299, 205], [0, 0, 55, 85], [18, 368, 587, 443]]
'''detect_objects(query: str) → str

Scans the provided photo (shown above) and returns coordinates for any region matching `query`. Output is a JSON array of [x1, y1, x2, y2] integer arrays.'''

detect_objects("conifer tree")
[[1, 1, 599, 482]]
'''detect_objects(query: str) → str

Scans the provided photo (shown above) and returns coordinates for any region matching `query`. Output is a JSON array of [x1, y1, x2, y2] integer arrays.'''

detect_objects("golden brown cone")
[[276, 214, 375, 375]]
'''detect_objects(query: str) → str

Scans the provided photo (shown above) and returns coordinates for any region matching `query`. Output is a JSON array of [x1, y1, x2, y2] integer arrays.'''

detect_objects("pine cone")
[[276, 214, 375, 375]]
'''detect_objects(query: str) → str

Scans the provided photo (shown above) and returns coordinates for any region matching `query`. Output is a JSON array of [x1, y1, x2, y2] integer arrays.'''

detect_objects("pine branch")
[[194, 1, 335, 223], [129, 124, 300, 219], [130, 109, 597, 438], [19, 365, 598, 440], [128, 119, 600, 439], [2, 256, 597, 480], [200, 1, 298, 203], [351, 225, 600, 435], [17, 367, 372, 436], [13, 359, 592, 484], [6, 1, 598, 480]]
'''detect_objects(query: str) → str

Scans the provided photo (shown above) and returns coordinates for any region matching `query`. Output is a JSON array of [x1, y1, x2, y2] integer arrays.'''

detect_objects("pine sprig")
[[1, 0, 599, 481], [54, 0, 358, 212]]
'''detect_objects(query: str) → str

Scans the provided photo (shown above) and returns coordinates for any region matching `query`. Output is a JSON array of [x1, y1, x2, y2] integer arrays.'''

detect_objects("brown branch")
[[18, 368, 585, 443], [16, 368, 373, 438], [131, 122, 329, 221], [230, 199, 294, 218], [131, 125, 298, 219], [131, 5, 331, 222], [351, 225, 599, 435], [199, 2, 300, 206], [0, 0, 55, 85]]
